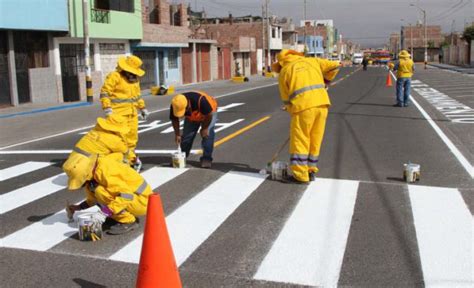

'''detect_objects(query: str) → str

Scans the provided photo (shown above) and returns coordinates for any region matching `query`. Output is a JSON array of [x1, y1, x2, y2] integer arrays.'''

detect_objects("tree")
[[462, 25, 474, 65]]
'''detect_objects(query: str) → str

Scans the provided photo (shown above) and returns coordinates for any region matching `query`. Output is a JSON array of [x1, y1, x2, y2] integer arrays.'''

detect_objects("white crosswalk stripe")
[[0, 161, 53, 181], [110, 171, 267, 264], [0, 173, 67, 214], [254, 178, 359, 287], [0, 161, 472, 287]]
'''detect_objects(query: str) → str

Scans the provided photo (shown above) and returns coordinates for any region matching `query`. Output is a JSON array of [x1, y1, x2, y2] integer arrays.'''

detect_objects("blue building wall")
[[133, 47, 182, 86], [0, 0, 68, 31], [298, 35, 324, 56]]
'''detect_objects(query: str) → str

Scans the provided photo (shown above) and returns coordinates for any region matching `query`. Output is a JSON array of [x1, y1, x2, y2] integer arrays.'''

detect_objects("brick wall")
[[402, 25, 443, 49], [203, 22, 265, 49]]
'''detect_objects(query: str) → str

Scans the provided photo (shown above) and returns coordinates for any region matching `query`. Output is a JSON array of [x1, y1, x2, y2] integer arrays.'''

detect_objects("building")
[[297, 35, 324, 56], [389, 33, 401, 55], [400, 24, 443, 62], [281, 19, 298, 51], [0, 0, 69, 106], [55, 0, 143, 102], [441, 33, 470, 66], [197, 14, 283, 75], [298, 20, 334, 57]]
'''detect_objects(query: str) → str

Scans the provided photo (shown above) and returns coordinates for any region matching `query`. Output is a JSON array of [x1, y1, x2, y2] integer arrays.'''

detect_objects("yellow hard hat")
[[399, 50, 411, 58], [118, 55, 145, 77], [96, 114, 130, 134], [171, 94, 188, 118], [62, 152, 97, 190]]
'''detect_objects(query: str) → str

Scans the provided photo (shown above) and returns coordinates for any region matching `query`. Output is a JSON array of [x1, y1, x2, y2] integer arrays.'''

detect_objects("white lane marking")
[[0, 83, 277, 151], [0, 167, 186, 251], [408, 185, 473, 287], [391, 72, 474, 178], [110, 171, 267, 264], [0, 161, 52, 181], [0, 174, 67, 214], [0, 149, 200, 155], [254, 178, 359, 287]]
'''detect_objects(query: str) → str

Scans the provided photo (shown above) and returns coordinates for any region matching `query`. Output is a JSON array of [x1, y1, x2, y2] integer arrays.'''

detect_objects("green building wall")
[[69, 0, 142, 40]]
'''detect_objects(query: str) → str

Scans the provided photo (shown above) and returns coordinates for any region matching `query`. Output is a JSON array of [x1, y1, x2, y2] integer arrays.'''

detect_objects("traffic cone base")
[[136, 193, 182, 288], [386, 72, 393, 87]]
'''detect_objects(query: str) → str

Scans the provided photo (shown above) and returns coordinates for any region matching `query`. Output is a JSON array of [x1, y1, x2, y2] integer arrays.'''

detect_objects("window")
[[14, 31, 49, 68], [99, 43, 125, 54], [95, 0, 134, 13], [272, 28, 276, 38], [168, 50, 178, 69]]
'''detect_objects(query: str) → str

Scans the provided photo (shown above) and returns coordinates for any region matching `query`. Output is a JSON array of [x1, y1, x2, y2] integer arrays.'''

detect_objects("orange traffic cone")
[[385, 72, 393, 87], [136, 193, 182, 288]]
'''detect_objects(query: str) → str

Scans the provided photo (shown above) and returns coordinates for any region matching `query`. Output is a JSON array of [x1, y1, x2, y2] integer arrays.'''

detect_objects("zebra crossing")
[[0, 161, 472, 287]]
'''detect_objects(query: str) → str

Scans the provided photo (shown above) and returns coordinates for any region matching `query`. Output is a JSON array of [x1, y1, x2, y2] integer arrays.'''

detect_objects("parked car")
[[352, 53, 363, 65]]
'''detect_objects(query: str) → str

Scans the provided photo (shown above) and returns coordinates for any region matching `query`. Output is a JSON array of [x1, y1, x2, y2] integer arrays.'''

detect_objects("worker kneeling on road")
[[272, 49, 340, 184], [100, 55, 148, 171], [73, 114, 131, 163], [170, 91, 218, 168], [63, 152, 152, 235]]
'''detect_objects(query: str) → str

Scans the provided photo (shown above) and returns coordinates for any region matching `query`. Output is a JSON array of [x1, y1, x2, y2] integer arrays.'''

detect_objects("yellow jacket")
[[100, 71, 145, 115], [278, 53, 340, 114], [395, 58, 414, 78], [75, 126, 129, 158], [83, 154, 152, 215]]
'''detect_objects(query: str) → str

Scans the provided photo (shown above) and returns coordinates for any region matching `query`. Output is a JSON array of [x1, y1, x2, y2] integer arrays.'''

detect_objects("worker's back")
[[397, 58, 414, 78]]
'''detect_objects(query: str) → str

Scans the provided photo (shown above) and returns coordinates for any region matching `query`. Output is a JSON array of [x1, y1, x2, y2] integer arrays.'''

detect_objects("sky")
[[185, 0, 474, 48]]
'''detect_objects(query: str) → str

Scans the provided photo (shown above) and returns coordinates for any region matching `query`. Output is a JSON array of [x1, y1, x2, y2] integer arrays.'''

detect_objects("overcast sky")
[[186, 0, 474, 47]]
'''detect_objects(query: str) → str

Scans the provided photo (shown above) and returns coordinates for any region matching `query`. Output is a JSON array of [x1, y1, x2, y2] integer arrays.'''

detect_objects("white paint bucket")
[[403, 163, 421, 183], [271, 161, 289, 181], [172, 152, 186, 168], [77, 214, 102, 241]]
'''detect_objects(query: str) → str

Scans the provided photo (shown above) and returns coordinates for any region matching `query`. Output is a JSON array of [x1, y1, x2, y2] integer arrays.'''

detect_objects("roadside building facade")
[[0, 0, 69, 106], [400, 24, 443, 62]]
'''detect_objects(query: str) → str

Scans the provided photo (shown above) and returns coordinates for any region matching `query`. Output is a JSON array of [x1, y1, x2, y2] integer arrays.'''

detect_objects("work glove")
[[91, 211, 107, 225], [139, 109, 149, 121], [104, 107, 113, 116]]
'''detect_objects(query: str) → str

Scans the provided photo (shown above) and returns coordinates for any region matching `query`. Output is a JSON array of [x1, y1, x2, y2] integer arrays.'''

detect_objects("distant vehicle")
[[328, 53, 340, 61], [372, 50, 391, 64], [352, 53, 363, 64]]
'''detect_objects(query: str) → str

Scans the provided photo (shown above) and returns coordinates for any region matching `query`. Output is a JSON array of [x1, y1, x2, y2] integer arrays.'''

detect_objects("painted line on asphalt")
[[110, 171, 267, 265], [0, 161, 53, 181], [254, 178, 359, 287], [0, 149, 200, 155], [0, 82, 277, 151], [0, 173, 67, 214], [0, 167, 186, 251], [195, 115, 271, 155], [408, 185, 473, 286], [390, 71, 474, 178], [0, 102, 92, 119]]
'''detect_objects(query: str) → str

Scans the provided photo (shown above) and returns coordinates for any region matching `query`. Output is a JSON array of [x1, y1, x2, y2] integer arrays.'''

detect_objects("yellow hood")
[[277, 49, 305, 67]]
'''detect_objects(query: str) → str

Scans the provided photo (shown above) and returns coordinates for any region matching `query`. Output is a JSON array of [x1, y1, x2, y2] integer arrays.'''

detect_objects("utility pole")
[[83, 0, 93, 103], [303, 0, 307, 53], [410, 23, 413, 56], [410, 3, 427, 69], [262, 3, 266, 74], [266, 0, 270, 69]]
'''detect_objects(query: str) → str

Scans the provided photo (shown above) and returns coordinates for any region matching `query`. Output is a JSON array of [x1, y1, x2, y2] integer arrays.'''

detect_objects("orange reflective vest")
[[187, 92, 218, 122]]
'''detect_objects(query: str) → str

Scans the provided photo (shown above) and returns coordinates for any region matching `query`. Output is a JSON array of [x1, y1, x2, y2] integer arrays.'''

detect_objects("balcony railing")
[[91, 8, 110, 24]]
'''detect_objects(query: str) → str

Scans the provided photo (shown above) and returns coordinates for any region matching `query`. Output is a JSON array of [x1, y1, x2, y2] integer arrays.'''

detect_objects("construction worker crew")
[[63, 152, 152, 235], [170, 91, 218, 168], [72, 114, 131, 163], [100, 55, 148, 171], [391, 50, 414, 107], [272, 49, 340, 184]]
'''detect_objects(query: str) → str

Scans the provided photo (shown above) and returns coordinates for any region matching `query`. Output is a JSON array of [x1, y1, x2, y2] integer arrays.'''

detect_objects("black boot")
[[107, 221, 139, 235]]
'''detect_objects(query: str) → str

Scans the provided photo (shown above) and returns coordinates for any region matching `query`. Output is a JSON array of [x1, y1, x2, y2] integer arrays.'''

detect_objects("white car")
[[352, 53, 363, 65]]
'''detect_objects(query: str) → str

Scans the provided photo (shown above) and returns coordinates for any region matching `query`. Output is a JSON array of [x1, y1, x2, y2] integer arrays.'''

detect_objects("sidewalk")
[[0, 75, 277, 148], [427, 63, 474, 75]]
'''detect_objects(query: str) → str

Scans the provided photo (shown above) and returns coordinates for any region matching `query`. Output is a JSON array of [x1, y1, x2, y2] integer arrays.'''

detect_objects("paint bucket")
[[77, 214, 102, 241], [172, 152, 186, 168], [271, 161, 289, 181], [403, 163, 420, 183]]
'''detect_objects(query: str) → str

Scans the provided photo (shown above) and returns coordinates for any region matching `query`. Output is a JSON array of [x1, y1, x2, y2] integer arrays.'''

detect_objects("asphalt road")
[[1, 66, 472, 287]]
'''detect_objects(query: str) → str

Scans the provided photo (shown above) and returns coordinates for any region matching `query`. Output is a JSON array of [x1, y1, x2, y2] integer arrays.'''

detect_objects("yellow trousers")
[[95, 186, 151, 224], [124, 113, 138, 163], [289, 106, 328, 182]]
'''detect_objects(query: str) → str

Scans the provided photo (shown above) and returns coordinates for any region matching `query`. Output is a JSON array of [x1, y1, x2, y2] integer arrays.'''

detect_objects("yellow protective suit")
[[277, 50, 340, 182], [100, 71, 145, 162], [82, 153, 152, 224], [74, 118, 130, 162], [396, 58, 414, 78]]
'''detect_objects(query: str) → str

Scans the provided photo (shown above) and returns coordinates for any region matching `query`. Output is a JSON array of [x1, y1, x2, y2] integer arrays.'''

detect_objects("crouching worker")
[[63, 152, 152, 235], [73, 114, 131, 164], [170, 91, 218, 168]]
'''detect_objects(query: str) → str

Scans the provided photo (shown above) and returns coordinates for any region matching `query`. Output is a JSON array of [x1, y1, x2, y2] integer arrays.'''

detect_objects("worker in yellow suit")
[[63, 152, 153, 235], [100, 55, 148, 171], [272, 49, 340, 184], [73, 114, 130, 162]]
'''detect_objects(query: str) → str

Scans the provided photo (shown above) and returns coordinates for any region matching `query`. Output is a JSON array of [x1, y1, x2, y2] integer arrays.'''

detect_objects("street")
[[1, 66, 473, 287]]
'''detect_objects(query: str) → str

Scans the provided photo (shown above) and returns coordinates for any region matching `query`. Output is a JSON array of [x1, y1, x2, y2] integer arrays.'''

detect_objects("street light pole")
[[410, 3, 427, 69], [83, 0, 93, 102]]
